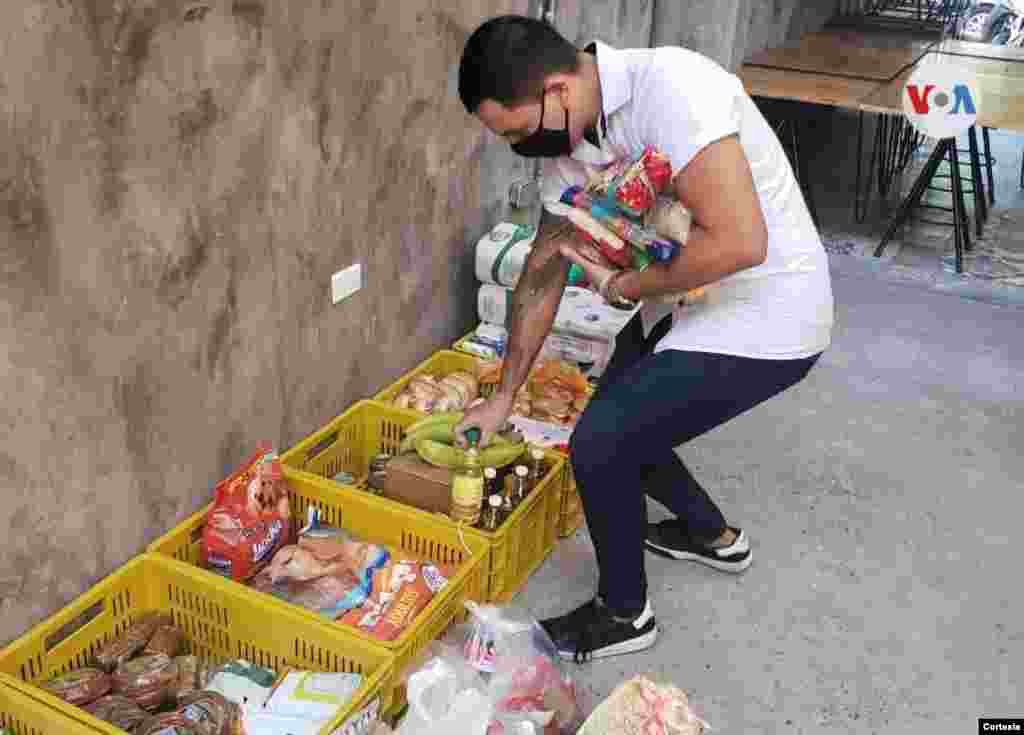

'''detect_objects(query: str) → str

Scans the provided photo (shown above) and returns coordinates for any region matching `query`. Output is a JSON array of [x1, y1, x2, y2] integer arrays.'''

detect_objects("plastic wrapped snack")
[[201, 444, 294, 582], [178, 691, 241, 735], [94, 611, 174, 673], [112, 653, 179, 711], [84, 694, 149, 731], [145, 624, 184, 657], [590, 147, 673, 218], [340, 560, 452, 641], [252, 552, 373, 619], [41, 668, 112, 707], [170, 655, 202, 703]]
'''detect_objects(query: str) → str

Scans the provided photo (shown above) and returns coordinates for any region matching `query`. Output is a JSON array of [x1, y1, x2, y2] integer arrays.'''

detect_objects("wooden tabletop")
[[739, 65, 881, 110], [744, 28, 939, 81], [933, 39, 1024, 63], [859, 54, 1024, 130]]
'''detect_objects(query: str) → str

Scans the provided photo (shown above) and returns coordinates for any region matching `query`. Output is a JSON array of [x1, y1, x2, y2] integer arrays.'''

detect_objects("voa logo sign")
[[902, 64, 980, 139]]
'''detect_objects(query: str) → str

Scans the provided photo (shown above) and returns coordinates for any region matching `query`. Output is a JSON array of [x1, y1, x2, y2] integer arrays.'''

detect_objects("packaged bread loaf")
[[145, 624, 184, 657], [171, 655, 202, 703], [113, 653, 178, 711], [84, 694, 150, 730], [41, 668, 112, 707], [94, 611, 173, 672], [178, 690, 241, 735], [134, 711, 201, 735]]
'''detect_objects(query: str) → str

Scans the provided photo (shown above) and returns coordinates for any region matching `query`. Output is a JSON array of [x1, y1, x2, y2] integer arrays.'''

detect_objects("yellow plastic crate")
[[376, 350, 585, 545], [277, 400, 565, 604], [0, 554, 392, 735], [146, 465, 487, 715]]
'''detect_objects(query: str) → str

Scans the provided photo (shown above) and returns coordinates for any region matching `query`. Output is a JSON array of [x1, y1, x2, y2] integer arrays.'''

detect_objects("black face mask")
[[511, 92, 574, 159]]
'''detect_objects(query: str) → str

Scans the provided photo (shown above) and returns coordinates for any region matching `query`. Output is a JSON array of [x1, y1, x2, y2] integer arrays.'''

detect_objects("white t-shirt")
[[541, 42, 834, 360]]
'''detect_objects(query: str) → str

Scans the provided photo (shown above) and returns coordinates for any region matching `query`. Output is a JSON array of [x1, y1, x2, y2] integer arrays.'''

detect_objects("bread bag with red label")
[[200, 443, 294, 582]]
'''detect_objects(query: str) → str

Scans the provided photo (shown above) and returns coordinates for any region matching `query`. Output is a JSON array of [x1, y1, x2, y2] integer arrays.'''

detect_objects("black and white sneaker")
[[540, 598, 658, 663], [645, 522, 752, 573]]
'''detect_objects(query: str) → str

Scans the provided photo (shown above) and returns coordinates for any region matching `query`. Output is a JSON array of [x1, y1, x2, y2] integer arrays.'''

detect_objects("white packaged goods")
[[474, 222, 538, 288], [543, 331, 612, 368], [477, 284, 639, 341], [456, 323, 612, 372]]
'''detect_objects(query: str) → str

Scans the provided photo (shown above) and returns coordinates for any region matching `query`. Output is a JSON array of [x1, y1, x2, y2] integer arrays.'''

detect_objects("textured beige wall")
[[0, 0, 523, 643]]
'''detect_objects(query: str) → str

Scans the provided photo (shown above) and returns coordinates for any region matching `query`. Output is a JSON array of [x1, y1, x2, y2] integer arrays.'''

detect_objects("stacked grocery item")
[[469, 222, 639, 375], [38, 612, 366, 734], [465, 146, 703, 374], [385, 411, 555, 532], [381, 351, 593, 448]]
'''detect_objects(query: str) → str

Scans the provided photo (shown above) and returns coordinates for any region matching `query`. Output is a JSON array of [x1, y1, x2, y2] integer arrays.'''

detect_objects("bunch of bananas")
[[399, 412, 526, 469]]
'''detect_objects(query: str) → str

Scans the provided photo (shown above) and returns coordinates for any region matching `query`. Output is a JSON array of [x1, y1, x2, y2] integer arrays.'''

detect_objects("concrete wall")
[[0, 0, 835, 642]]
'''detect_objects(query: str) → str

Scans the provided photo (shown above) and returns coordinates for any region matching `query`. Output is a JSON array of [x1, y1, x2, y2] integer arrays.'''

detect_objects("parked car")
[[953, 0, 1022, 42], [991, 0, 1024, 43]]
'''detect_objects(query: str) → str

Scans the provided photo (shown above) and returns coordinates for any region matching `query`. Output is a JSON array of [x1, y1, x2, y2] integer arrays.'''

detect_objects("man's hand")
[[453, 392, 514, 448], [558, 242, 618, 296]]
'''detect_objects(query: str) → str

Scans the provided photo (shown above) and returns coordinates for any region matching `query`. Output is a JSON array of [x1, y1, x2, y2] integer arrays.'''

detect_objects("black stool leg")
[[855, 110, 869, 223], [788, 115, 820, 229], [949, 141, 968, 273], [982, 127, 995, 204], [967, 126, 986, 238], [875, 139, 951, 258]]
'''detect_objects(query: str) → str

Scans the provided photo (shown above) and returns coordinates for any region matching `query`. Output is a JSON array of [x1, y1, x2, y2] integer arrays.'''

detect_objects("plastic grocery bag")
[[576, 676, 709, 735], [462, 603, 585, 735], [396, 643, 495, 735]]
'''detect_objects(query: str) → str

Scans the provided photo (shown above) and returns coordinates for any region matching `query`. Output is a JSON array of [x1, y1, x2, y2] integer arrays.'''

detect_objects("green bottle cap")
[[465, 427, 481, 447], [568, 263, 585, 286]]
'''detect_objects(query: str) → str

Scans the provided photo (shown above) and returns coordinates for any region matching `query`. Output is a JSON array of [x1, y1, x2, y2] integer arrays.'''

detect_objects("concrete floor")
[[515, 112, 1024, 733]]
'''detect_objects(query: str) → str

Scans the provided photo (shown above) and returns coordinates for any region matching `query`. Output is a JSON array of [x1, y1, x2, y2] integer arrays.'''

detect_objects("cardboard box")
[[381, 454, 454, 515]]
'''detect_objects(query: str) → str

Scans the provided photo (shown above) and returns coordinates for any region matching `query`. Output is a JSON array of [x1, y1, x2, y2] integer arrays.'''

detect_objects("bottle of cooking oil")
[[451, 433, 484, 526]]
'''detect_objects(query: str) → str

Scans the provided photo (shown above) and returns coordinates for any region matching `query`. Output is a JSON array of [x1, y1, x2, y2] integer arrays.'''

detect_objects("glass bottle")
[[512, 465, 530, 504], [501, 469, 515, 515], [481, 494, 503, 531], [484, 466, 498, 496], [451, 440, 484, 526], [528, 447, 546, 488], [367, 453, 390, 494]]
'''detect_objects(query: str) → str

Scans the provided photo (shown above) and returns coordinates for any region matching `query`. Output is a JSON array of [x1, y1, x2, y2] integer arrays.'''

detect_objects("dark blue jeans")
[[569, 314, 822, 614]]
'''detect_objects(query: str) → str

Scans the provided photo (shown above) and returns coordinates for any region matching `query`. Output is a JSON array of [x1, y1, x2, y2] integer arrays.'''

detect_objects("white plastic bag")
[[396, 645, 495, 735], [462, 602, 585, 735]]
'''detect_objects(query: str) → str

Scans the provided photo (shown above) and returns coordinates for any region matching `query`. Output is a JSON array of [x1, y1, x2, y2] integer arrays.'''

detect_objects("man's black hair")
[[459, 15, 580, 114]]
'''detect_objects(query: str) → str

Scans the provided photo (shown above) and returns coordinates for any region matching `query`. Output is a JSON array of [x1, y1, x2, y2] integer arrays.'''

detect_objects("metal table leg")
[[967, 126, 987, 239], [949, 142, 968, 272], [982, 127, 995, 205], [874, 138, 952, 259], [789, 116, 820, 229], [772, 107, 820, 229]]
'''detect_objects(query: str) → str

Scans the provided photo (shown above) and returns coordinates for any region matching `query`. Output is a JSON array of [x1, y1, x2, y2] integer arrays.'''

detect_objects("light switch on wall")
[[331, 263, 363, 304]]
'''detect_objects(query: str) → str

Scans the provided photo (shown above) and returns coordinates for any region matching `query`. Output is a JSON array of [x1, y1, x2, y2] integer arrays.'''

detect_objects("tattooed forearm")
[[494, 216, 573, 402]]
